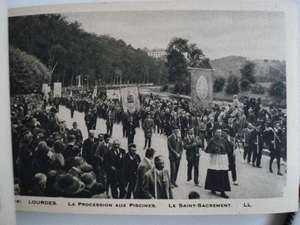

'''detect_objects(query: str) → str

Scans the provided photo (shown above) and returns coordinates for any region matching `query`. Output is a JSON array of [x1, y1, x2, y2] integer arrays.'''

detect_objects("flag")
[[53, 82, 62, 97], [190, 68, 214, 111], [107, 89, 121, 100], [92, 84, 97, 99], [120, 86, 140, 114], [69, 90, 73, 97]]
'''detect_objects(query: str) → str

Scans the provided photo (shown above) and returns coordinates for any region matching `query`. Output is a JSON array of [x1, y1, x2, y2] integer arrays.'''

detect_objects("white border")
[[9, 1, 299, 215]]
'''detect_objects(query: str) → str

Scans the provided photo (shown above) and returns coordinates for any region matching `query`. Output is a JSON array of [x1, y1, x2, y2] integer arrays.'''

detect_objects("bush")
[[240, 78, 251, 92], [160, 84, 168, 92], [9, 45, 51, 94], [269, 81, 286, 99], [173, 82, 186, 95], [213, 77, 226, 93], [250, 84, 266, 94], [225, 75, 240, 95]]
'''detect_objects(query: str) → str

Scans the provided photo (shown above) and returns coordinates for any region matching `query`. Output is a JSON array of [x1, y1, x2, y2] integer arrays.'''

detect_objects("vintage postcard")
[[9, 1, 298, 215]]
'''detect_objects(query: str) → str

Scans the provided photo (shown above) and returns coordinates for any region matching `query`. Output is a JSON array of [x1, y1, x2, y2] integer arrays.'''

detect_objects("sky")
[[63, 10, 285, 61]]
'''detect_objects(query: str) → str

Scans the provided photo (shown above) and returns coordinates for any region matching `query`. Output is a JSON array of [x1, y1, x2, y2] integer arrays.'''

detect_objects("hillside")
[[210, 56, 286, 82]]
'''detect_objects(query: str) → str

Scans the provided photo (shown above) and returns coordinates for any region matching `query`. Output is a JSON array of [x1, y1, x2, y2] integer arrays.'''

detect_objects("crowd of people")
[[11, 88, 287, 199]]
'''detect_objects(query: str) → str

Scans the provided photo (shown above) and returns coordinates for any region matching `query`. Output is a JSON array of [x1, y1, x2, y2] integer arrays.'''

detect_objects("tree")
[[166, 37, 212, 84], [240, 78, 251, 92], [9, 45, 51, 94], [269, 81, 286, 99], [240, 61, 256, 91], [225, 74, 240, 95], [213, 77, 225, 92], [9, 14, 168, 88]]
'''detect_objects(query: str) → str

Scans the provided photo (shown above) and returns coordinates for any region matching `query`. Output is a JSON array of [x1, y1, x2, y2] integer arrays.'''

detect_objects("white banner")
[[42, 83, 48, 94], [53, 82, 62, 97], [120, 86, 140, 114], [107, 89, 120, 100]]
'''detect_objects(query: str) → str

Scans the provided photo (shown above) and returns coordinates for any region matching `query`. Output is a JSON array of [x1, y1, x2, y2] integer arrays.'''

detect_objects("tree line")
[[9, 14, 168, 89]]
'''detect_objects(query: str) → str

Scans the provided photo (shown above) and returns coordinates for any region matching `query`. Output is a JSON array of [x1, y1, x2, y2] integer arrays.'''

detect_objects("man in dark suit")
[[82, 130, 98, 164], [142, 155, 173, 199], [265, 121, 284, 175], [167, 126, 183, 188], [104, 139, 126, 198], [94, 134, 111, 162], [68, 122, 83, 148], [134, 148, 155, 199], [121, 143, 141, 199], [126, 114, 136, 146], [84, 109, 94, 133], [183, 127, 203, 186]]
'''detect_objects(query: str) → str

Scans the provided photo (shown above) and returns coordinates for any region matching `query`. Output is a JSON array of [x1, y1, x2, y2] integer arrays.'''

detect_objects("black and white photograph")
[[8, 1, 298, 215]]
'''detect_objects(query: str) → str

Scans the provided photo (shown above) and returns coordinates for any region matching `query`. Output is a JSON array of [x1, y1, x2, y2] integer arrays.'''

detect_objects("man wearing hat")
[[54, 174, 85, 198], [167, 126, 183, 188], [31, 141, 52, 176], [183, 127, 203, 186]]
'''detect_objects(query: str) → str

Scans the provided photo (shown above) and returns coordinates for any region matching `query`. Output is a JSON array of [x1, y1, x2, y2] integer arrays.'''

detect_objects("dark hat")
[[47, 170, 60, 182], [104, 134, 110, 139], [223, 128, 230, 134], [37, 141, 50, 154], [54, 174, 85, 194], [81, 164, 93, 173], [81, 173, 96, 189], [199, 123, 207, 131], [21, 131, 33, 144], [53, 140, 65, 153]]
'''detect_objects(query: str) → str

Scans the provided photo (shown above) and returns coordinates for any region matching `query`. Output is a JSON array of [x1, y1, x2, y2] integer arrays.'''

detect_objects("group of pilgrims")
[[11, 87, 287, 199]]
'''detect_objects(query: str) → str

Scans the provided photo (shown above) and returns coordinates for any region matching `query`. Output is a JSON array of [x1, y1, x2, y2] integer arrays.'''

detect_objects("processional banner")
[[53, 82, 62, 97], [190, 68, 214, 111], [120, 86, 140, 114]]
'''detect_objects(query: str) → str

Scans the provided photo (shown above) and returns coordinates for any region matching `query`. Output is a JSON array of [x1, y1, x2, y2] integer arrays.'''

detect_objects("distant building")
[[146, 49, 167, 58]]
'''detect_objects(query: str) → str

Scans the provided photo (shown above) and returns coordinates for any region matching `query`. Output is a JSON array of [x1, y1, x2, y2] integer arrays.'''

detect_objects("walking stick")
[[257, 134, 259, 155]]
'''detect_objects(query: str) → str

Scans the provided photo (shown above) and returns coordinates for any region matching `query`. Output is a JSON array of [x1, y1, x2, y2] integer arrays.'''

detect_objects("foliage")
[[160, 84, 168, 92], [250, 83, 266, 94], [225, 74, 240, 95], [9, 14, 167, 89], [166, 37, 212, 83], [213, 77, 225, 93], [166, 48, 189, 83], [239, 61, 256, 91], [268, 81, 286, 99], [9, 45, 51, 94], [240, 78, 251, 92], [173, 81, 190, 95], [268, 66, 286, 82], [240, 61, 256, 83]]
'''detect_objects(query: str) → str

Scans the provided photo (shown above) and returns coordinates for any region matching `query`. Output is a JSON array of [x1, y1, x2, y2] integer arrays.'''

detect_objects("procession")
[[10, 84, 287, 200], [8, 10, 289, 202]]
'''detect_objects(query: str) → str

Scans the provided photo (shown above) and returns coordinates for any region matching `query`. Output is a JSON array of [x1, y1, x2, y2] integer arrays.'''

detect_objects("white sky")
[[63, 10, 285, 60]]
